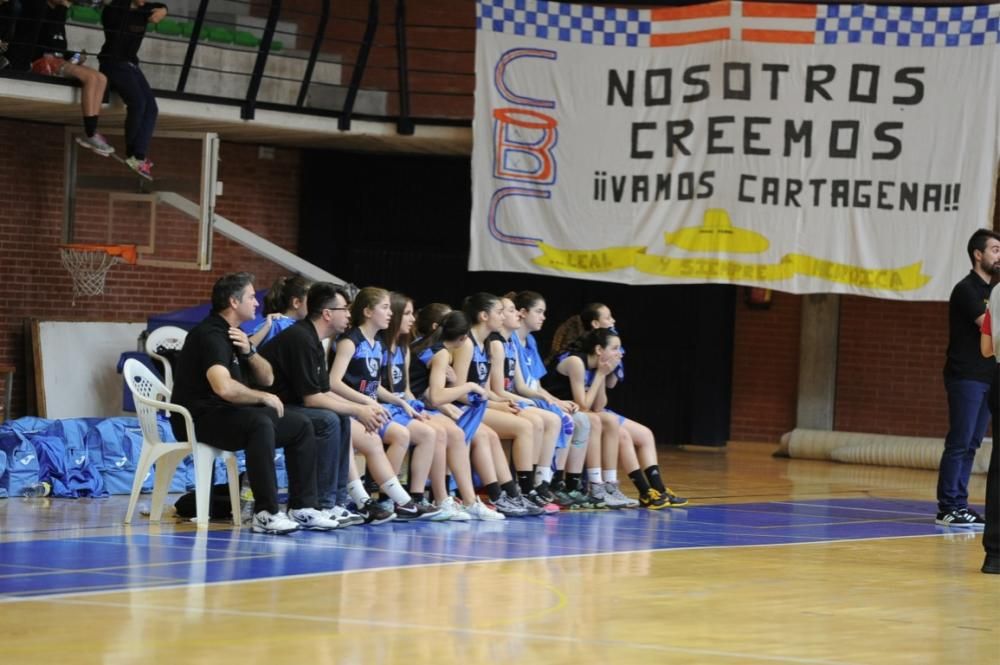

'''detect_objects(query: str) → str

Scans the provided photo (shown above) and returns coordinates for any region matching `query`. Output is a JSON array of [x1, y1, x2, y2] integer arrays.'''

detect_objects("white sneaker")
[[251, 510, 299, 534], [323, 505, 364, 527], [75, 132, 115, 156], [466, 498, 505, 521], [604, 482, 639, 508], [288, 507, 339, 531], [436, 496, 472, 521]]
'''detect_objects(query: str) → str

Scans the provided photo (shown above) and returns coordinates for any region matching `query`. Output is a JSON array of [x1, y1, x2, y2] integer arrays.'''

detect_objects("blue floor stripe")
[[0, 498, 960, 599]]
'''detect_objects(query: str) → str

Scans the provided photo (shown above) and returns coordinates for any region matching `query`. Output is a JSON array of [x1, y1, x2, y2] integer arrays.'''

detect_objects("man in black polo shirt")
[[937, 229, 1000, 527], [170, 272, 338, 534]]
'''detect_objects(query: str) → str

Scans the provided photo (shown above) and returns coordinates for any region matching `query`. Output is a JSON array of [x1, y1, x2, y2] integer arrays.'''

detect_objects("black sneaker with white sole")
[[358, 498, 396, 525], [961, 508, 986, 527], [394, 501, 422, 521], [935, 509, 979, 527]]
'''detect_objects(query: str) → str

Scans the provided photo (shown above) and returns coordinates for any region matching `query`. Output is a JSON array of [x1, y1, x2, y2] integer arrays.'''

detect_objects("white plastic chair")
[[145, 325, 188, 391], [122, 358, 240, 527]]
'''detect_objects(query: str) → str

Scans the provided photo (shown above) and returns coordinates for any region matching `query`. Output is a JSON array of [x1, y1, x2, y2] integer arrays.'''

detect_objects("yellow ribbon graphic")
[[533, 245, 930, 291], [532, 242, 646, 273]]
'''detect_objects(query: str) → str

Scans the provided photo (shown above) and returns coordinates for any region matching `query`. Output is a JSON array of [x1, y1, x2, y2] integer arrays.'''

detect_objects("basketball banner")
[[470, 0, 1000, 299]]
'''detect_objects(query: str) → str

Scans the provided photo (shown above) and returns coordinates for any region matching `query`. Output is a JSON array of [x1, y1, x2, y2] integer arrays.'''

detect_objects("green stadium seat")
[[155, 19, 183, 36], [206, 27, 235, 44], [234, 31, 259, 48], [69, 6, 102, 24]]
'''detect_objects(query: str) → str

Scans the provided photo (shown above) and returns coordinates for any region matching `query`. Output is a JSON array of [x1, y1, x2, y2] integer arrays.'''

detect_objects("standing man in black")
[[98, 0, 166, 180], [978, 282, 1000, 573], [937, 229, 1000, 527], [170, 272, 339, 534]]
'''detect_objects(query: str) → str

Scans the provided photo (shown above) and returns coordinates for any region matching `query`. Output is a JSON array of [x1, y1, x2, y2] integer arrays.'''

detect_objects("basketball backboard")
[[63, 129, 220, 270]]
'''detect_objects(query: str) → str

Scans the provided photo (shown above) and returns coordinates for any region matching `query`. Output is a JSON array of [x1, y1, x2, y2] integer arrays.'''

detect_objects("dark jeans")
[[938, 378, 991, 513], [171, 405, 317, 515], [99, 60, 157, 159], [288, 405, 351, 509]]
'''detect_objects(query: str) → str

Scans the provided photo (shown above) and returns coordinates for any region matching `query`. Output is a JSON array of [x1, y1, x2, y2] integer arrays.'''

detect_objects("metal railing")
[[0, 0, 477, 130]]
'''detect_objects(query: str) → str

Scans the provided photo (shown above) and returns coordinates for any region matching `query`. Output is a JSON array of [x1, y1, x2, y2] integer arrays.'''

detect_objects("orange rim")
[[60, 243, 138, 265]]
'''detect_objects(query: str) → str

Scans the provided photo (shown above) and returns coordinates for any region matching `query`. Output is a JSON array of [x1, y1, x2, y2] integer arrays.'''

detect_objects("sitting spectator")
[[98, 0, 166, 180], [7, 0, 114, 155]]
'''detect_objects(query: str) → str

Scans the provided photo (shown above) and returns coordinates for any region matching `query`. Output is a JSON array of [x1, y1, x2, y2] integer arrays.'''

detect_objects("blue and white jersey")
[[487, 332, 517, 392], [511, 332, 546, 388], [383, 344, 407, 396], [244, 314, 297, 347], [341, 327, 383, 399], [467, 332, 491, 387], [408, 342, 443, 399]]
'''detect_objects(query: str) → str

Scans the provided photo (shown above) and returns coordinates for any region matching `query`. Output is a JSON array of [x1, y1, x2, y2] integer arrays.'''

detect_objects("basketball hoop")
[[59, 244, 138, 301]]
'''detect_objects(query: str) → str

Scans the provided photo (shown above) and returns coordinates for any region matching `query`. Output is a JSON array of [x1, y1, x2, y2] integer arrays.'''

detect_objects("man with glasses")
[[170, 272, 339, 534], [260, 281, 398, 524]]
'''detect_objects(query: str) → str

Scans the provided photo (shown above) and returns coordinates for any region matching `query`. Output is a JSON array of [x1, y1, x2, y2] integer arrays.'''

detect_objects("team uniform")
[[408, 341, 440, 401], [382, 344, 428, 427], [340, 328, 400, 438], [245, 314, 298, 347]]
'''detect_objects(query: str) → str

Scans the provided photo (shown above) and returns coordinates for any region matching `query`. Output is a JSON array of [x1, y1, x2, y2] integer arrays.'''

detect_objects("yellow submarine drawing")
[[664, 208, 769, 253]]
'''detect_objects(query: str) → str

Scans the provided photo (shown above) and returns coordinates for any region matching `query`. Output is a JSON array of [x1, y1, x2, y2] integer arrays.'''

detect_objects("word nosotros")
[[610, 62, 924, 162]]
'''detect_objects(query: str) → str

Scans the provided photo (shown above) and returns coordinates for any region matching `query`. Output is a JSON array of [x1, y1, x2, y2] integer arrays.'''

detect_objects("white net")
[[60, 247, 122, 298]]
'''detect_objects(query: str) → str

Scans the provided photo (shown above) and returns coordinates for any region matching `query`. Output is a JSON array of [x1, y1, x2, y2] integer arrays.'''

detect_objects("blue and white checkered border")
[[477, 0, 1000, 48], [815, 4, 999, 46], [476, 0, 650, 47]]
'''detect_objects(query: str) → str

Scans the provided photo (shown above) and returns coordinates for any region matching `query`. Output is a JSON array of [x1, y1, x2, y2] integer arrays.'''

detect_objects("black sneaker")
[[935, 509, 978, 527], [394, 500, 422, 521], [358, 498, 396, 525], [962, 508, 986, 526], [534, 482, 557, 504], [414, 499, 446, 521], [983, 554, 1000, 574], [664, 487, 689, 507]]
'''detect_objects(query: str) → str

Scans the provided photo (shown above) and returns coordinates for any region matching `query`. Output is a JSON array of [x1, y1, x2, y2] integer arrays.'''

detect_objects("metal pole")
[[242, 0, 283, 120], [339, 0, 379, 131]]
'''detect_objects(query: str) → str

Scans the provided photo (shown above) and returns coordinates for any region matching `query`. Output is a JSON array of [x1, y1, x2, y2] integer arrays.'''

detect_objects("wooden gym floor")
[[0, 441, 995, 665]]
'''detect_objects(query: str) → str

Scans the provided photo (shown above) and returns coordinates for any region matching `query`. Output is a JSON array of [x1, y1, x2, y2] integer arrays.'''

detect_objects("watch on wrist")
[[245, 344, 257, 358]]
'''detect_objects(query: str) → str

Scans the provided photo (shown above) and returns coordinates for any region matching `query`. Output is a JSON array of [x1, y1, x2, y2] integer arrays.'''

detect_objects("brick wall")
[[835, 296, 948, 437], [729, 291, 952, 443], [730, 290, 802, 443], [0, 117, 301, 418]]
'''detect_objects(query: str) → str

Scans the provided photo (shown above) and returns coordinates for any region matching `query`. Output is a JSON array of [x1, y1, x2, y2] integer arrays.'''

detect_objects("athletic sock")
[[552, 469, 565, 486], [533, 465, 546, 488], [586, 468, 603, 485], [83, 115, 97, 137], [502, 479, 521, 498], [485, 482, 502, 502], [347, 479, 370, 507], [644, 465, 667, 493], [516, 470, 534, 495], [379, 476, 412, 505], [628, 469, 651, 496], [566, 472, 582, 492], [603, 469, 618, 484]]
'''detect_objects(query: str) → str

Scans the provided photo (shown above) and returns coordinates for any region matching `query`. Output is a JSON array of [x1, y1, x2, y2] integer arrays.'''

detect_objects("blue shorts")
[[604, 408, 626, 426]]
